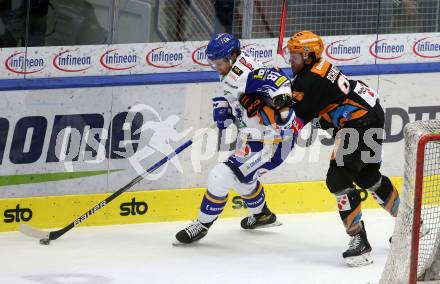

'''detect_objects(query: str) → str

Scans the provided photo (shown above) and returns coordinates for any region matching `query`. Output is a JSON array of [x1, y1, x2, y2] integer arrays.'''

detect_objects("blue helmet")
[[206, 33, 241, 61]]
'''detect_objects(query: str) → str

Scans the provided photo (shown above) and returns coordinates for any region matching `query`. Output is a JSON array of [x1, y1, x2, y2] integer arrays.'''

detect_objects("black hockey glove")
[[239, 92, 262, 117], [272, 93, 295, 109], [313, 116, 334, 130]]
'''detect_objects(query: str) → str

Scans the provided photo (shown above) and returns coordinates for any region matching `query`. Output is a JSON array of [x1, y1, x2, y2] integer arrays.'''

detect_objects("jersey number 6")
[[337, 74, 350, 95]]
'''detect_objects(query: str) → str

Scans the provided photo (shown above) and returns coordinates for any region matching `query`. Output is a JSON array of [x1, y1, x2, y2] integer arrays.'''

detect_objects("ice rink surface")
[[0, 209, 395, 284]]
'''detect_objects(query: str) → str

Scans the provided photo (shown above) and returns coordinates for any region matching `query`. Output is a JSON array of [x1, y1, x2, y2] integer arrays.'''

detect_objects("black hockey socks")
[[368, 176, 400, 217], [335, 188, 363, 236]]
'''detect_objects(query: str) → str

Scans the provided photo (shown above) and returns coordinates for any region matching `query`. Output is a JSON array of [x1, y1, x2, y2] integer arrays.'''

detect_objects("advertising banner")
[[1, 33, 439, 79]]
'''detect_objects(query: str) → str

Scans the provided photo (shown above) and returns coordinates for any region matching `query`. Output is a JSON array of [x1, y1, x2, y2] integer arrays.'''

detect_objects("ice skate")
[[174, 220, 212, 245], [240, 204, 282, 229], [343, 221, 373, 267]]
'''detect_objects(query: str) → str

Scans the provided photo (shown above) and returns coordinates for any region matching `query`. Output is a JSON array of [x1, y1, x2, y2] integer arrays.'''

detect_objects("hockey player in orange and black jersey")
[[284, 31, 400, 267]]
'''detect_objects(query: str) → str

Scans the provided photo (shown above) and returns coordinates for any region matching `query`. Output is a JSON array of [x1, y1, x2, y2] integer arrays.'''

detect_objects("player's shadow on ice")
[[238, 229, 280, 236], [172, 242, 229, 249]]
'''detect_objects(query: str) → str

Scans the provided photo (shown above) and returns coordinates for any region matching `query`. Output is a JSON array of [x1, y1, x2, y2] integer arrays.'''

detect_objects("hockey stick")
[[20, 123, 216, 244], [274, 0, 287, 69]]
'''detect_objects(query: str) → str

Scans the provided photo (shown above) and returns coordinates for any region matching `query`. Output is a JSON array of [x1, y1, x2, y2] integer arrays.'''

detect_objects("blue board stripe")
[[0, 62, 439, 91]]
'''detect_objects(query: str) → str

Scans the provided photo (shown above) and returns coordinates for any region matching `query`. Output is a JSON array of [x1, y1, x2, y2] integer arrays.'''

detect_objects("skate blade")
[[252, 220, 283, 229], [344, 252, 373, 267], [172, 239, 201, 247]]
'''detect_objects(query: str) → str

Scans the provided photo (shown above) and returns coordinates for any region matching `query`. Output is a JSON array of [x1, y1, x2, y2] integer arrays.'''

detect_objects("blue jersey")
[[225, 68, 301, 183], [244, 68, 292, 106], [242, 67, 304, 135]]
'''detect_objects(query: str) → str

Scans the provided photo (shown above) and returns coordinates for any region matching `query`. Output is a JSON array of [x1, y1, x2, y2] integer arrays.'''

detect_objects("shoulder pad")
[[225, 54, 258, 84], [310, 59, 332, 78], [234, 53, 263, 72]]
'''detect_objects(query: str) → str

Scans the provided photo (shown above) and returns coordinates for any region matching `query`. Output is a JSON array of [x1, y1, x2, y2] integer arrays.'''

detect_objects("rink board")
[[0, 177, 402, 232], [1, 73, 439, 200]]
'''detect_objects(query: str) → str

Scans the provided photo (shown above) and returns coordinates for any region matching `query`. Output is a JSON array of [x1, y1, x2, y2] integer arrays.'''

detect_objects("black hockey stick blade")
[[19, 224, 50, 239]]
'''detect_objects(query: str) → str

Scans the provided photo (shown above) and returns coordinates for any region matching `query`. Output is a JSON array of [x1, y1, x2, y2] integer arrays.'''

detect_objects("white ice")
[[0, 209, 394, 284]]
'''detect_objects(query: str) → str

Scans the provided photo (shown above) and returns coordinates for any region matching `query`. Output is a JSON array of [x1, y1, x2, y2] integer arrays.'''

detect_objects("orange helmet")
[[287, 31, 324, 60]]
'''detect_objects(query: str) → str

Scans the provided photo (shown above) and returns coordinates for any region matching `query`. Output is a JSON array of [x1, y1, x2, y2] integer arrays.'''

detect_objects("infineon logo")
[[53, 50, 92, 72], [325, 40, 361, 61], [99, 48, 137, 70], [412, 37, 440, 58], [5, 52, 45, 74], [369, 39, 405, 60], [191, 45, 208, 66], [146, 47, 183, 68], [243, 44, 273, 64]]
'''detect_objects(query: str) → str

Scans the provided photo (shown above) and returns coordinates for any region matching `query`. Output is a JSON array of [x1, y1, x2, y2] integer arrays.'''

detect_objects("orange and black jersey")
[[291, 59, 384, 129]]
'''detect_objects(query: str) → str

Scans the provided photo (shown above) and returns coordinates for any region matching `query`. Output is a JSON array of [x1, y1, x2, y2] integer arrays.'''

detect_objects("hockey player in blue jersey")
[[175, 33, 303, 244]]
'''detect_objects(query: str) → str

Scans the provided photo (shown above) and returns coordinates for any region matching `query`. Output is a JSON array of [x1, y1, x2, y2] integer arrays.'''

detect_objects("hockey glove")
[[312, 116, 336, 138], [311, 117, 322, 129], [272, 93, 295, 109], [238, 92, 262, 118], [312, 116, 334, 130], [212, 97, 234, 129]]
